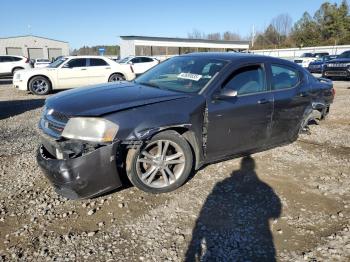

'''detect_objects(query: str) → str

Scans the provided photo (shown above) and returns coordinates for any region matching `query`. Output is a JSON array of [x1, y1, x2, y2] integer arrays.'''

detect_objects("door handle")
[[105, 67, 111, 69], [257, 99, 271, 104], [81, 68, 87, 71]]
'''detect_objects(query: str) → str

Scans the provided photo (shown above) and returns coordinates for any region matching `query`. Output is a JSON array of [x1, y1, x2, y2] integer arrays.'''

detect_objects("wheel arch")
[[132, 125, 202, 170], [27, 75, 53, 91], [108, 72, 125, 81], [12, 67, 24, 74]]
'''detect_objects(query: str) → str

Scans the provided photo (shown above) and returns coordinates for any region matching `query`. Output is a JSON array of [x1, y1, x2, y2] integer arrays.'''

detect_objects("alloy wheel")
[[136, 140, 186, 188]]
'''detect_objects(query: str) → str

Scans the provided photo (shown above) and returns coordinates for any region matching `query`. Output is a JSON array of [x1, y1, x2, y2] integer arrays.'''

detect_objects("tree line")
[[188, 0, 350, 49], [71, 45, 120, 56]]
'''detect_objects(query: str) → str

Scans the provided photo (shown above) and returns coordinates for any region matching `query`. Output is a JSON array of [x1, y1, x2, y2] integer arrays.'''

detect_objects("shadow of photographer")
[[185, 156, 281, 261]]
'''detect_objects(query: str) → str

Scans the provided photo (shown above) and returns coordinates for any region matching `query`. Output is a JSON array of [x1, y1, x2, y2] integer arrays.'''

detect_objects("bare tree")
[[188, 29, 206, 39], [223, 31, 242, 40], [271, 13, 293, 45], [207, 33, 221, 40]]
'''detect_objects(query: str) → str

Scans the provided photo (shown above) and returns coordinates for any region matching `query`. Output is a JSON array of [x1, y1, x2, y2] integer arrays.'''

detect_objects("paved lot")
[[0, 81, 349, 261]]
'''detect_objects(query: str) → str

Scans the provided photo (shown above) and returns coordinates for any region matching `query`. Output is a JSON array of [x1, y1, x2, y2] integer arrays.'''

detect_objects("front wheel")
[[126, 130, 193, 193], [29, 76, 52, 95], [108, 73, 125, 82]]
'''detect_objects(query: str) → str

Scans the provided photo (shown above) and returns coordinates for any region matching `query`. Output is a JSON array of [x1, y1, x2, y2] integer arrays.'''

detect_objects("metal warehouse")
[[120, 36, 250, 59], [0, 35, 69, 60]]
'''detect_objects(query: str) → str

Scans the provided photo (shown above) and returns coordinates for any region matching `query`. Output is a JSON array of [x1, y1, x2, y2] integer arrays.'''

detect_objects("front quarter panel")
[[104, 96, 206, 165]]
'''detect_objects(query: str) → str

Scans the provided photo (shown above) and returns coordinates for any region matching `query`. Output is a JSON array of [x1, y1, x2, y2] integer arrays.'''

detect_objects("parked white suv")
[[13, 56, 135, 95], [119, 56, 159, 75], [0, 55, 32, 77], [294, 52, 329, 68]]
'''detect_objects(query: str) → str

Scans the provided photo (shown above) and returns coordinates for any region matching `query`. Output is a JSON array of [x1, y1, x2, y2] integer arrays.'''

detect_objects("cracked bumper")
[[36, 140, 123, 199]]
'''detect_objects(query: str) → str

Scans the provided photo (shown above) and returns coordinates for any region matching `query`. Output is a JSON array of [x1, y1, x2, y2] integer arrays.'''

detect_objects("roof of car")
[[64, 56, 112, 59], [181, 52, 300, 68]]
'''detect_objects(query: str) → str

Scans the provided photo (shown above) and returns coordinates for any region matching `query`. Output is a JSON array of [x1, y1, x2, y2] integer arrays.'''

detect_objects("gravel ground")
[[0, 80, 349, 261]]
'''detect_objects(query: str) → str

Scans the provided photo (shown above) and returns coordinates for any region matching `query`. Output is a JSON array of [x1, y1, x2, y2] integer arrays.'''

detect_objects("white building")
[[120, 36, 250, 59], [0, 35, 69, 60]]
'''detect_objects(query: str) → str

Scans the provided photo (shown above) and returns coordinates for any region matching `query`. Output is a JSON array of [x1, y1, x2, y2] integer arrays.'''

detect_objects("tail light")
[[130, 65, 134, 73], [24, 57, 30, 63]]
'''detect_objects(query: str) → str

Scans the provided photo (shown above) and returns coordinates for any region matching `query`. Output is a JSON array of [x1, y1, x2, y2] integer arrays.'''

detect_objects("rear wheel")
[[29, 76, 52, 95], [126, 131, 193, 193], [108, 73, 125, 82]]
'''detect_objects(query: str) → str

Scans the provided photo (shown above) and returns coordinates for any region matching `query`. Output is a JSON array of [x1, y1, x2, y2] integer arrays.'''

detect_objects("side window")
[[89, 58, 108, 66], [141, 57, 153, 63], [12, 57, 22, 62], [0, 57, 13, 62], [224, 65, 266, 95], [66, 58, 87, 68], [271, 64, 299, 90], [131, 58, 141, 63]]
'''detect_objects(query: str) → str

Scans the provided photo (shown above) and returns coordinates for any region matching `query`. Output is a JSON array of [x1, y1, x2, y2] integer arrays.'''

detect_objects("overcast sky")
[[0, 0, 344, 48]]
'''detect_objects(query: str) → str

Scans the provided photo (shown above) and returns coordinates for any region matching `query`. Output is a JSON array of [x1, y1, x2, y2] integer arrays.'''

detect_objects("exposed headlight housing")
[[62, 117, 119, 143]]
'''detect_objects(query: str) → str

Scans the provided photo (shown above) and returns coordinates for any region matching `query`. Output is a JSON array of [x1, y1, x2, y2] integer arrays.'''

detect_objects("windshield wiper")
[[136, 81, 160, 89]]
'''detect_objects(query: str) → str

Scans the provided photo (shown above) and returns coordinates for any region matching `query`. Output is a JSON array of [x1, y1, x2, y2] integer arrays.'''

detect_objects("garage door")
[[28, 48, 44, 59], [6, 47, 23, 56], [48, 48, 62, 61]]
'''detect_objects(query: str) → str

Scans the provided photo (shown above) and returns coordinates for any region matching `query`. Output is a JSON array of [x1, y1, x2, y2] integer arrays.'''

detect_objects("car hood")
[[325, 58, 350, 64], [45, 82, 192, 116]]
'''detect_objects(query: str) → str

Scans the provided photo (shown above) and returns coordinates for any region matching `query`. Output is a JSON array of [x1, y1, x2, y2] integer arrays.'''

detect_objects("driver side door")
[[57, 58, 89, 89], [206, 63, 274, 160]]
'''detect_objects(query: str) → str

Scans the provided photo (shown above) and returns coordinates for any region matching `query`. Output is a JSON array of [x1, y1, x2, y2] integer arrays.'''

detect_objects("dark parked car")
[[37, 53, 335, 199], [323, 50, 350, 79], [308, 55, 337, 74]]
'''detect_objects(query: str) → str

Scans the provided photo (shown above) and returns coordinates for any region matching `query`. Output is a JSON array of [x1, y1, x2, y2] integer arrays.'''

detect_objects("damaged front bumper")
[[36, 137, 123, 199]]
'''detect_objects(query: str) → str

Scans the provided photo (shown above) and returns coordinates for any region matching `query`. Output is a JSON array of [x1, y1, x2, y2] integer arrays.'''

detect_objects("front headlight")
[[62, 117, 119, 143]]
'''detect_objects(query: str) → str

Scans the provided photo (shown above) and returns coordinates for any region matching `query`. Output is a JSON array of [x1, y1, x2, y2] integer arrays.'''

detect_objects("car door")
[[140, 57, 158, 72], [87, 58, 111, 84], [206, 63, 274, 160], [130, 57, 144, 74], [0, 56, 13, 75], [268, 63, 311, 144], [57, 58, 89, 89]]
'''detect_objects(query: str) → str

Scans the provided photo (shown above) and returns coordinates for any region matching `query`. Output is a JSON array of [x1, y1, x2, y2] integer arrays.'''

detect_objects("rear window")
[[12, 57, 22, 61], [271, 64, 299, 90], [89, 58, 108, 66], [66, 58, 87, 68]]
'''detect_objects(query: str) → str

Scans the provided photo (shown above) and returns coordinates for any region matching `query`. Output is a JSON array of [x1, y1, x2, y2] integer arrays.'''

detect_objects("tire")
[[12, 67, 23, 75], [29, 76, 52, 95], [126, 130, 193, 193], [108, 73, 125, 82]]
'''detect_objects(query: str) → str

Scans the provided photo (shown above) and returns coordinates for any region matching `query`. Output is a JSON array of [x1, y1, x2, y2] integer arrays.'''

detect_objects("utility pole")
[[251, 25, 256, 48]]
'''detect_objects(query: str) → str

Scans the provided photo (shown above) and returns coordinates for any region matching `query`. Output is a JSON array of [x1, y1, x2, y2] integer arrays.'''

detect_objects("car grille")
[[327, 63, 346, 68], [309, 65, 321, 69], [324, 71, 348, 76], [40, 107, 69, 139]]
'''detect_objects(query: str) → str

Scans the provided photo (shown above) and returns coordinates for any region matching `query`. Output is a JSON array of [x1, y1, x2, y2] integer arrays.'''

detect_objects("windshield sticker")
[[177, 73, 202, 81]]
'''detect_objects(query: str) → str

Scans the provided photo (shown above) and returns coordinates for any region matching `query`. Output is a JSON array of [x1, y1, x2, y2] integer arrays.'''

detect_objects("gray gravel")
[[0, 82, 349, 261]]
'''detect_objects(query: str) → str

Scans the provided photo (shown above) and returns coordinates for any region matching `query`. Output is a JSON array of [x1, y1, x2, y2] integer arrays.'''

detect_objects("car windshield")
[[119, 57, 132, 64], [134, 56, 228, 93], [338, 52, 350, 59], [301, 53, 314, 58], [48, 58, 68, 68]]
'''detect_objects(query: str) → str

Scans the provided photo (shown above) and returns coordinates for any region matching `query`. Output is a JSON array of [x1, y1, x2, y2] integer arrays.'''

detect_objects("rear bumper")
[[37, 140, 122, 199]]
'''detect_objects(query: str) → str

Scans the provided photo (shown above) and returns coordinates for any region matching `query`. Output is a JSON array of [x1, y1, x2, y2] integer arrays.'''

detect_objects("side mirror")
[[62, 63, 71, 68], [213, 89, 238, 100]]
